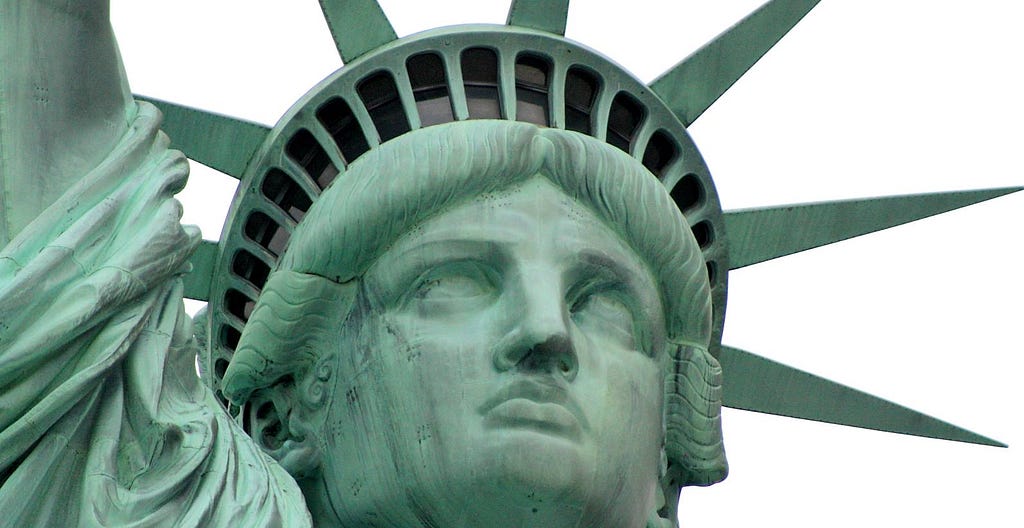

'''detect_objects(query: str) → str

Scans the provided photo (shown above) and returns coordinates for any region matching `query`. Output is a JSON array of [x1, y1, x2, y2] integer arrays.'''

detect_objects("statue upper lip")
[[478, 377, 590, 440]]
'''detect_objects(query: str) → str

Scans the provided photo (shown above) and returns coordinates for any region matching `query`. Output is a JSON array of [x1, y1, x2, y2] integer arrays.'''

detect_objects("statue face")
[[315, 176, 667, 527]]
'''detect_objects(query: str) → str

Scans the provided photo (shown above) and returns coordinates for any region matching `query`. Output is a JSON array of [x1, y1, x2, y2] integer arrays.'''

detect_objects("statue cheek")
[[592, 360, 663, 461]]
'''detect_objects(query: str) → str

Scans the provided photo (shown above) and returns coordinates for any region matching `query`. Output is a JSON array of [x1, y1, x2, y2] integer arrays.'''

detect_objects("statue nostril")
[[493, 331, 578, 378]]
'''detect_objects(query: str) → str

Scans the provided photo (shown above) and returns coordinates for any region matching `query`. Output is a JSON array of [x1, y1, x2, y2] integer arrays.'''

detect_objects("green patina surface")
[[0, 1, 1013, 527]]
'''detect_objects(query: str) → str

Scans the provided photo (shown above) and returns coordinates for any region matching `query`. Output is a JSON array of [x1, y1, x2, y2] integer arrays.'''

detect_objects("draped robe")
[[0, 103, 312, 527]]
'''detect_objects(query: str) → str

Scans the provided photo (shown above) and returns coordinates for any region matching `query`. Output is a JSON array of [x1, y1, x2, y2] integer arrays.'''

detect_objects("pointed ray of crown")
[[144, 0, 1013, 446]]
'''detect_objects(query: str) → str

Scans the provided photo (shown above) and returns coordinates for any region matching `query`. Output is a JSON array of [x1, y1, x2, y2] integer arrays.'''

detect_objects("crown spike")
[[507, 0, 571, 36], [720, 346, 1005, 447], [136, 96, 271, 180], [319, 0, 398, 63], [650, 0, 821, 126], [725, 187, 1022, 269]]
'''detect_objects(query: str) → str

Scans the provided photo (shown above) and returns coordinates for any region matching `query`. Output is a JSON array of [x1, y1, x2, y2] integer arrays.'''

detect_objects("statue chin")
[[442, 433, 599, 526]]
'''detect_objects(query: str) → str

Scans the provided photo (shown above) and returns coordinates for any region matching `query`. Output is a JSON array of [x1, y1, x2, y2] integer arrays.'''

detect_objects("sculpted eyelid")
[[417, 260, 487, 285], [385, 241, 502, 285], [570, 261, 637, 302], [568, 262, 658, 354], [402, 259, 499, 302]]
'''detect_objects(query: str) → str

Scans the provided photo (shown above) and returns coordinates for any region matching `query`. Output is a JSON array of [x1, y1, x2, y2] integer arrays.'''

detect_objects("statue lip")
[[478, 377, 590, 441]]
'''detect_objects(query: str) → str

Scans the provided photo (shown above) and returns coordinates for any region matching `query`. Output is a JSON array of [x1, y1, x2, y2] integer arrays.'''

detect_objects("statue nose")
[[496, 334, 578, 381], [493, 291, 579, 382]]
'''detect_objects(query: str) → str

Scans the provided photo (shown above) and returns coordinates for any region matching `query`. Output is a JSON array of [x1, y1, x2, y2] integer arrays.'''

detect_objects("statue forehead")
[[367, 175, 662, 297], [382, 176, 633, 244]]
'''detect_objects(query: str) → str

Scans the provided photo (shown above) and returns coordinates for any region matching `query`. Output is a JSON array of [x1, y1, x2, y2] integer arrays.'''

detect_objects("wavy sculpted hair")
[[222, 121, 727, 493]]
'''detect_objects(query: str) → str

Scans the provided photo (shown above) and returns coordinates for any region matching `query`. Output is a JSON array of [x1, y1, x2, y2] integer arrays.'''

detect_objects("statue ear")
[[247, 375, 326, 479]]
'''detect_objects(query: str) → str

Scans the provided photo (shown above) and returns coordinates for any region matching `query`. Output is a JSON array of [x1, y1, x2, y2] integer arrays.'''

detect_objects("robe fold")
[[0, 102, 312, 528]]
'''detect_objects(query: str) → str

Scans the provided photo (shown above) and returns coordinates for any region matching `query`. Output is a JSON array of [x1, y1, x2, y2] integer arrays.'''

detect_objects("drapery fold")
[[0, 102, 311, 527]]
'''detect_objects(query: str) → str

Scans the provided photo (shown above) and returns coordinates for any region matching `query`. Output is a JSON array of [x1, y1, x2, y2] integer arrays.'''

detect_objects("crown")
[[168, 15, 733, 406], [143, 0, 1010, 447]]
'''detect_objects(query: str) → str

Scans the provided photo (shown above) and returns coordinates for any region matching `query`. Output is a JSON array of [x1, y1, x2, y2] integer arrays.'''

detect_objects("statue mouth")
[[478, 378, 589, 442]]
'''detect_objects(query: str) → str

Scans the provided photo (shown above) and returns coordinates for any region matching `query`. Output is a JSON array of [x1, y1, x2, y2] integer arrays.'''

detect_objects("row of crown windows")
[[217, 48, 714, 361], [301, 48, 685, 179]]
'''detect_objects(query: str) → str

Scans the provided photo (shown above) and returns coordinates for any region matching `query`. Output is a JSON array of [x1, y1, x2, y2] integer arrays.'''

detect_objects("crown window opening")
[[670, 173, 704, 213], [214, 357, 229, 380], [642, 130, 679, 177], [606, 92, 645, 153], [706, 260, 718, 284], [225, 288, 256, 323], [261, 168, 312, 222], [232, 248, 272, 289], [317, 97, 371, 164], [220, 325, 241, 351], [242, 212, 289, 258], [514, 54, 551, 126], [691, 220, 714, 249], [241, 399, 255, 436], [407, 52, 455, 127], [564, 67, 600, 135], [461, 47, 502, 119], [358, 71, 411, 143], [286, 129, 339, 189]]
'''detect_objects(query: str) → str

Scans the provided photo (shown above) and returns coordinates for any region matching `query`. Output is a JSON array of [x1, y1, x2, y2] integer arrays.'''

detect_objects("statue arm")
[[0, 0, 133, 246], [0, 102, 309, 527], [0, 3, 312, 525]]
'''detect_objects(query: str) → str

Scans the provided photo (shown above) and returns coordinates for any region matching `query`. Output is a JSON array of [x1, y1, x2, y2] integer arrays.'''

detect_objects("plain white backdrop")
[[110, 1, 1022, 526]]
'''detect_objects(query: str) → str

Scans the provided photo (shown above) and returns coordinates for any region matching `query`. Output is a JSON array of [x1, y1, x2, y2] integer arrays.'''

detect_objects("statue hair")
[[222, 121, 727, 490]]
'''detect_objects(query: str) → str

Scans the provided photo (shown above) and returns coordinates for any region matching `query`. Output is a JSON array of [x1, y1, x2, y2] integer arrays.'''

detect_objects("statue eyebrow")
[[569, 249, 662, 354], [571, 249, 655, 301], [385, 238, 507, 267]]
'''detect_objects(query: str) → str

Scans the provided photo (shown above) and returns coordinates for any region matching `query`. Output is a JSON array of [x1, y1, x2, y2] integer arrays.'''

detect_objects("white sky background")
[[111, 1, 1023, 526]]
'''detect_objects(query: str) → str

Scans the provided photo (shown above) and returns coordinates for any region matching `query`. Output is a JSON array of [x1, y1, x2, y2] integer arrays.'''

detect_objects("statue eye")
[[411, 261, 497, 308], [569, 288, 638, 351]]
